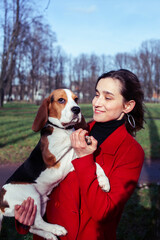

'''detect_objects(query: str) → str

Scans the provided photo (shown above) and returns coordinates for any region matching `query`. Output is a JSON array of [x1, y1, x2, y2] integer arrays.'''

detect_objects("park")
[[0, 0, 160, 239]]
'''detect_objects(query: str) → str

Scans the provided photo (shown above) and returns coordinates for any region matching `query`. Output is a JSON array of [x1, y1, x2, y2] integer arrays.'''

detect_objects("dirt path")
[[0, 163, 21, 188], [139, 160, 160, 185], [0, 160, 160, 189]]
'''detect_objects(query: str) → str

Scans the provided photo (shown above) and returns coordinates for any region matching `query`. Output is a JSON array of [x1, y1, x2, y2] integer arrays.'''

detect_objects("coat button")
[[55, 201, 60, 208], [80, 209, 83, 215]]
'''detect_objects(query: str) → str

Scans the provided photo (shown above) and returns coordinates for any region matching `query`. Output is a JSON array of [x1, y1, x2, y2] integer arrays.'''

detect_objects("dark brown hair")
[[96, 69, 145, 136]]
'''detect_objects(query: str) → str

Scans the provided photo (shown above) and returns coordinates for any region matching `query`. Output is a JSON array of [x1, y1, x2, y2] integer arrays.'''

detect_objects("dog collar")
[[47, 121, 74, 130]]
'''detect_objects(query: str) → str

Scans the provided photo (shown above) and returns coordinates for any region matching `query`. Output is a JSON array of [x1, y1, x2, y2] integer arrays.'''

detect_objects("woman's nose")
[[93, 96, 102, 106]]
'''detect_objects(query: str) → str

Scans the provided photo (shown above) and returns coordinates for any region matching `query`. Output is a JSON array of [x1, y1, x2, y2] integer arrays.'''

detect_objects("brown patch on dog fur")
[[48, 89, 68, 119], [32, 98, 50, 132], [41, 126, 60, 168], [71, 92, 78, 102], [0, 188, 9, 213]]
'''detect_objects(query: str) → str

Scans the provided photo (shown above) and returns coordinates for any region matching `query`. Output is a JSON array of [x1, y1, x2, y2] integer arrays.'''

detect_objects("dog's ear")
[[32, 98, 50, 132], [74, 115, 88, 131]]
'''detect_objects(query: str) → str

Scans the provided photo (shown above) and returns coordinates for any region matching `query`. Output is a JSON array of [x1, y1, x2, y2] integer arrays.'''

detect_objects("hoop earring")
[[127, 114, 136, 128]]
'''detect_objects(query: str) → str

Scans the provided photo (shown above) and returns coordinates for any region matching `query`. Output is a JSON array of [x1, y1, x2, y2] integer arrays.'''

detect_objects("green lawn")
[[117, 184, 160, 240], [0, 101, 160, 163], [0, 101, 160, 240]]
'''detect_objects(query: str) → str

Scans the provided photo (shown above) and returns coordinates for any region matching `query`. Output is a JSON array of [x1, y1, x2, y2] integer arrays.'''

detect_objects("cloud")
[[71, 5, 97, 13]]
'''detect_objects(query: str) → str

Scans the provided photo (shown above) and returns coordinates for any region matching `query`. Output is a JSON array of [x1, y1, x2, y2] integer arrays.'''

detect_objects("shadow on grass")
[[147, 110, 160, 160], [0, 131, 37, 148], [145, 110, 160, 240], [0, 217, 32, 240], [0, 125, 33, 141], [117, 185, 160, 240]]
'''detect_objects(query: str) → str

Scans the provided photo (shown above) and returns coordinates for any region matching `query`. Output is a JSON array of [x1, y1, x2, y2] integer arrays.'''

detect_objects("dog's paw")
[[97, 174, 110, 192], [29, 228, 59, 240], [96, 163, 110, 192], [51, 224, 67, 236], [44, 232, 58, 240], [85, 135, 92, 145]]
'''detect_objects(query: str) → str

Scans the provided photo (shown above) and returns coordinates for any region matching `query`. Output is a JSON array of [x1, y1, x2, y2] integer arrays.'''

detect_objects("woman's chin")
[[93, 114, 106, 122]]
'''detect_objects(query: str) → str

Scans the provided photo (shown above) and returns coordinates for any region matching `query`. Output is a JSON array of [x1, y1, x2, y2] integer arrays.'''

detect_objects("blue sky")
[[40, 0, 160, 57]]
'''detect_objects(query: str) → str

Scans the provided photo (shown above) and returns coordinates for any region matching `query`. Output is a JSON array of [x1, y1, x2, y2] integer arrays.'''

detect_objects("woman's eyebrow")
[[95, 88, 99, 92], [95, 88, 114, 96], [103, 90, 114, 96]]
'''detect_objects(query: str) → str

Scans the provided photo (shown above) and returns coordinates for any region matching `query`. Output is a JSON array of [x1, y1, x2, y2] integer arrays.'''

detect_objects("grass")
[[117, 184, 160, 240], [0, 217, 32, 240], [0, 102, 39, 164], [137, 119, 160, 159], [144, 102, 160, 119], [0, 101, 160, 163], [0, 101, 160, 240]]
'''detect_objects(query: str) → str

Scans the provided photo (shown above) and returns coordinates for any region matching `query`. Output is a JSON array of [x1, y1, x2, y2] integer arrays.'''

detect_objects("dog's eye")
[[58, 98, 66, 104], [74, 98, 78, 103]]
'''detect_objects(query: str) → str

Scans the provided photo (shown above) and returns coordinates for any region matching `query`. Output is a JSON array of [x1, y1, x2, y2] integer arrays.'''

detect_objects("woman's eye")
[[58, 98, 66, 104]]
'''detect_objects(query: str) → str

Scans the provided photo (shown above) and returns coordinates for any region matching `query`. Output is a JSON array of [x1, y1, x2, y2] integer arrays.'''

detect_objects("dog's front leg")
[[32, 203, 67, 237], [96, 163, 110, 192], [30, 227, 58, 240], [32, 217, 67, 238]]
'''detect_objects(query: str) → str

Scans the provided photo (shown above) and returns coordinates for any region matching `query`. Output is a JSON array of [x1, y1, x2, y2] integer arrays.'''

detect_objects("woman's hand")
[[14, 197, 37, 226], [70, 128, 98, 158]]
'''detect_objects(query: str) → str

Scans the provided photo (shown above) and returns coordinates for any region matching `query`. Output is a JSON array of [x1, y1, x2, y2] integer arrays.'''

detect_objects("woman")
[[15, 69, 145, 240]]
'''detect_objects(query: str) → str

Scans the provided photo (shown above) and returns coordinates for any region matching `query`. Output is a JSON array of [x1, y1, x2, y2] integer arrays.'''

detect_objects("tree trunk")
[[0, 0, 20, 107]]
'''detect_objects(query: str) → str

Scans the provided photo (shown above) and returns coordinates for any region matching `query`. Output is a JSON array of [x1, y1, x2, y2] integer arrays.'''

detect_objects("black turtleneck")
[[89, 119, 125, 147]]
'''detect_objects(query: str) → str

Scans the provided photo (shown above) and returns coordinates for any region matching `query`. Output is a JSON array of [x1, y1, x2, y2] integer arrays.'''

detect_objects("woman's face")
[[92, 77, 127, 122]]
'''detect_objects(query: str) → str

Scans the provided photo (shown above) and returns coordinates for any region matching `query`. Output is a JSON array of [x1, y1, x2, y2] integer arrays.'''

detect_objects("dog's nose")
[[71, 106, 80, 114]]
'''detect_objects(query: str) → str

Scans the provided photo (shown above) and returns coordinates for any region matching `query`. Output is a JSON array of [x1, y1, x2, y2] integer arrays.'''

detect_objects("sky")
[[36, 0, 160, 57]]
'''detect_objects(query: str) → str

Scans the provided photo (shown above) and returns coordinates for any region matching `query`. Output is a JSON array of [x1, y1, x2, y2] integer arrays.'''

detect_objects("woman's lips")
[[94, 109, 105, 114]]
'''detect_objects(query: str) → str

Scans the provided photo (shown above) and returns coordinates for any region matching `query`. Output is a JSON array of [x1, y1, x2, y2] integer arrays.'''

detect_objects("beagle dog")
[[0, 89, 110, 240]]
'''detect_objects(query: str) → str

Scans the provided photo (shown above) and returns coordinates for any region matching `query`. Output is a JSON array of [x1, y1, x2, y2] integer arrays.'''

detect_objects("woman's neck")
[[90, 118, 125, 147]]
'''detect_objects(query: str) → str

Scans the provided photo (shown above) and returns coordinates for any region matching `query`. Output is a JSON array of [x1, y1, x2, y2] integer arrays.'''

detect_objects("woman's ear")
[[124, 100, 136, 114]]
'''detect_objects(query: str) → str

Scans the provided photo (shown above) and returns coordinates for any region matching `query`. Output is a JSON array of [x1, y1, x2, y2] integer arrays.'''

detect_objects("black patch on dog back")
[[6, 141, 46, 184]]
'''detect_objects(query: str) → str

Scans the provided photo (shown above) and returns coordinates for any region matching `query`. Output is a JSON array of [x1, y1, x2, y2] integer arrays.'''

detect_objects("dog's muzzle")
[[71, 106, 80, 115]]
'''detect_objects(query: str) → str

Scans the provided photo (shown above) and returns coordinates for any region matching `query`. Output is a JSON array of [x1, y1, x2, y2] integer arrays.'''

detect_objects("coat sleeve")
[[72, 141, 144, 222], [15, 220, 30, 235]]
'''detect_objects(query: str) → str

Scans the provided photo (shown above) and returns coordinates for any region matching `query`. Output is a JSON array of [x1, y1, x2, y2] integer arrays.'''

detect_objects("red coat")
[[17, 122, 144, 240]]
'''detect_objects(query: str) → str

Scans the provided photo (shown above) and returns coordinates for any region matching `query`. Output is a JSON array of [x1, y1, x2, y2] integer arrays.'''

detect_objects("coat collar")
[[89, 121, 128, 155]]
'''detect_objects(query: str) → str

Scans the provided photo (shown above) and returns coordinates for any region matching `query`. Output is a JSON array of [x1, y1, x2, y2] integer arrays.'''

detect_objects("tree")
[[0, 0, 20, 107], [0, 0, 57, 105], [71, 54, 89, 102], [138, 40, 160, 100], [53, 46, 67, 89], [87, 54, 100, 101], [100, 54, 113, 73]]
